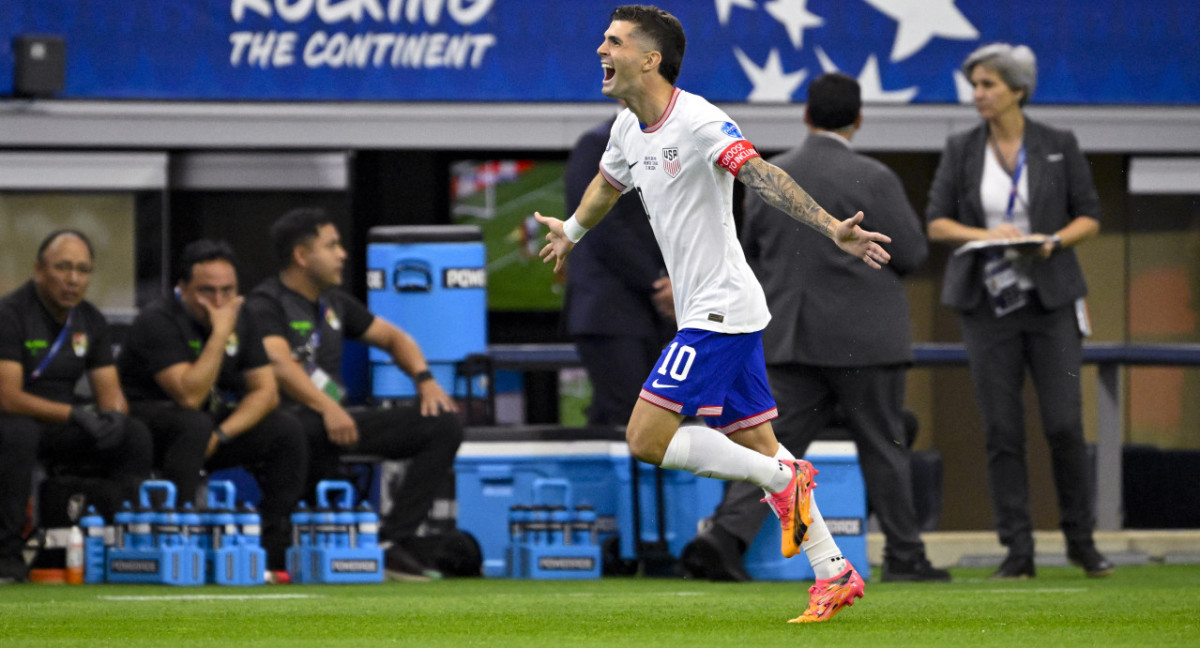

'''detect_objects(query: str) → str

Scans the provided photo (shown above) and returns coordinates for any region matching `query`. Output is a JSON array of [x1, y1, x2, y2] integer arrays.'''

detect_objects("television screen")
[[449, 159, 566, 311]]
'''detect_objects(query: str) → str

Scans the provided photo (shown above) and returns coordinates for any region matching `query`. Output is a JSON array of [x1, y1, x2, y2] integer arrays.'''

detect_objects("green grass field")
[[2, 564, 1198, 647]]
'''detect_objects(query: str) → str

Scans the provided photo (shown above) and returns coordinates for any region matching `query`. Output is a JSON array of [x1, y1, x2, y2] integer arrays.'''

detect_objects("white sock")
[[660, 425, 791, 491], [764, 445, 846, 579], [801, 498, 846, 580]]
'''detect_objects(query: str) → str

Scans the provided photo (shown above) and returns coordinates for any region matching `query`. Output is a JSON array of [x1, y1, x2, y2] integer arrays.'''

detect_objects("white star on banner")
[[953, 69, 975, 103], [814, 46, 919, 103], [715, 0, 757, 26], [764, 0, 824, 49], [733, 47, 808, 102], [862, 0, 979, 62]]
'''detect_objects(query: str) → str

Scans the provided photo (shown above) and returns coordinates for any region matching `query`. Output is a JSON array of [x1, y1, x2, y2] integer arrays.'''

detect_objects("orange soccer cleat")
[[788, 563, 865, 624], [761, 459, 817, 558]]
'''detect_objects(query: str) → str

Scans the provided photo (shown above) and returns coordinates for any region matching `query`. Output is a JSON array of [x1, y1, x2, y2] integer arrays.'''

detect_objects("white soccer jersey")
[[599, 88, 771, 333]]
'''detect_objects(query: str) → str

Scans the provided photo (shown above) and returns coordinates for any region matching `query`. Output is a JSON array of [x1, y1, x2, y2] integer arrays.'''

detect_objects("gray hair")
[[962, 43, 1037, 106]]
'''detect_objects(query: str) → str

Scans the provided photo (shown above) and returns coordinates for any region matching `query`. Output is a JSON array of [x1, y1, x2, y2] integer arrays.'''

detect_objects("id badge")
[[982, 251, 1027, 317], [309, 367, 345, 403]]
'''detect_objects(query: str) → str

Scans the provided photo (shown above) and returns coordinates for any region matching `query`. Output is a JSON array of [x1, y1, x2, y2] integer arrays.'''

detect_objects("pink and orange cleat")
[[789, 563, 865, 623], [761, 459, 818, 558]]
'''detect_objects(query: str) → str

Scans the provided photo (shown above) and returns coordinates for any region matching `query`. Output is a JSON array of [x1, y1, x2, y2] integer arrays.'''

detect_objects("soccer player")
[[536, 6, 889, 623]]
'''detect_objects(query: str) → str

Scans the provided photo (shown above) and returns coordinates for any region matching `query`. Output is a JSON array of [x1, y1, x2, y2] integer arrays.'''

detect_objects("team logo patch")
[[325, 307, 342, 331], [225, 333, 239, 357], [662, 147, 680, 178], [72, 333, 88, 357], [721, 122, 743, 138]]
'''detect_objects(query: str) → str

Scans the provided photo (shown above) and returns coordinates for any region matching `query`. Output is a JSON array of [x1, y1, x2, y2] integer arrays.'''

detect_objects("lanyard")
[[1002, 145, 1026, 223], [27, 308, 75, 385], [304, 299, 326, 371]]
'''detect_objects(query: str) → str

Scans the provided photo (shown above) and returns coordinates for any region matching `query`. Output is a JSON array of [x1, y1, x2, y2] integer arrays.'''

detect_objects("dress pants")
[[0, 413, 152, 577], [129, 401, 308, 570], [287, 404, 463, 544], [713, 364, 927, 564], [960, 299, 1095, 555]]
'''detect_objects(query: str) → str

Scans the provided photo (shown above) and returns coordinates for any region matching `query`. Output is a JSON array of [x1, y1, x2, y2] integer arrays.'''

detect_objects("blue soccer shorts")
[[638, 328, 778, 434]]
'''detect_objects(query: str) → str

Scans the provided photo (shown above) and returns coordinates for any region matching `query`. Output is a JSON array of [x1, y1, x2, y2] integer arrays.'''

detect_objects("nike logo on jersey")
[[628, 161, 638, 169], [651, 379, 678, 389]]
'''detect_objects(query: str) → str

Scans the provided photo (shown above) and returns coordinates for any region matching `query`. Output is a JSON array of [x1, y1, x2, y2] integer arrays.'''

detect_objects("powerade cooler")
[[366, 225, 486, 398]]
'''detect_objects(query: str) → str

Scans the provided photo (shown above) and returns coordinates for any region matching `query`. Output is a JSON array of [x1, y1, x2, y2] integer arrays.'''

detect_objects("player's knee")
[[625, 427, 666, 466]]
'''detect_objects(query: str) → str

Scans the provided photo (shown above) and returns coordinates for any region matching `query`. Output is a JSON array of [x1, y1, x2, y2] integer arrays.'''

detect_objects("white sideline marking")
[[975, 588, 1088, 594], [567, 591, 707, 597], [99, 594, 322, 601]]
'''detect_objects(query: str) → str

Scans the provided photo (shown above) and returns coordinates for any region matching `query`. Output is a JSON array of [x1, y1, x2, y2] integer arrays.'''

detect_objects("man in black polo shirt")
[[0, 230, 152, 584], [244, 208, 463, 581], [118, 239, 306, 572]]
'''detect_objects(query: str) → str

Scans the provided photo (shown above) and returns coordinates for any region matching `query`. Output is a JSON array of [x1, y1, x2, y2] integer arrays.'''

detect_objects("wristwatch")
[[213, 428, 231, 444], [413, 369, 435, 384]]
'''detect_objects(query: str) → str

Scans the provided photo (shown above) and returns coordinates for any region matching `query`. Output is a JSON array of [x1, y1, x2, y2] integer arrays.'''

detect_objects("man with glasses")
[[0, 230, 153, 584]]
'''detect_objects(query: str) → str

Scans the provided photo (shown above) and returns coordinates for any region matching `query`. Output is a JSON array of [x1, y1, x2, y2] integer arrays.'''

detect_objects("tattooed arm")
[[737, 156, 893, 269]]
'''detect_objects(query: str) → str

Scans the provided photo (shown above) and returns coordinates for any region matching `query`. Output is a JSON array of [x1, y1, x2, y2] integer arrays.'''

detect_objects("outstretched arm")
[[737, 156, 892, 269], [535, 172, 622, 274]]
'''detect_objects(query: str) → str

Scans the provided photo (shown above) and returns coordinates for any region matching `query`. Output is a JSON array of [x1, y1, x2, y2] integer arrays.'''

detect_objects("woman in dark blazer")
[[926, 43, 1113, 579]]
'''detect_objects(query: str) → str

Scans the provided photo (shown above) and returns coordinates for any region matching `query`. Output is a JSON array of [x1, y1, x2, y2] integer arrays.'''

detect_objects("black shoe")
[[0, 557, 28, 585], [881, 555, 951, 583], [991, 553, 1035, 580], [680, 527, 751, 583], [1067, 544, 1115, 578], [384, 545, 442, 582]]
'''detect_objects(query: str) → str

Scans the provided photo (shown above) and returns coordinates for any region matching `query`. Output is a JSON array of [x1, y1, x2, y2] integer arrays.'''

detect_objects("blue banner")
[[1, 1, 1197, 104]]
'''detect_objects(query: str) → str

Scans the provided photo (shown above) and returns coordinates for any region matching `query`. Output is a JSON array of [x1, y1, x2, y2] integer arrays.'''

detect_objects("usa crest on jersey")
[[662, 147, 680, 178]]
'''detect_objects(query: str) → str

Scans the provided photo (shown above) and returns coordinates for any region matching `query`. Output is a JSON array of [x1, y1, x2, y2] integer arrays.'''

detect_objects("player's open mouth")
[[602, 64, 614, 82]]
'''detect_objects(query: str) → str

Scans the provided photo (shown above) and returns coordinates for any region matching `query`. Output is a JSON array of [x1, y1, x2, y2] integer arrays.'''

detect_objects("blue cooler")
[[366, 225, 486, 398], [454, 428, 626, 578], [742, 441, 869, 581]]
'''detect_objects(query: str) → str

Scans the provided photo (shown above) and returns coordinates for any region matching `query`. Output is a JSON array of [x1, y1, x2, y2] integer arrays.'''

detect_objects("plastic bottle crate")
[[105, 480, 205, 586], [287, 480, 383, 584], [506, 479, 601, 580]]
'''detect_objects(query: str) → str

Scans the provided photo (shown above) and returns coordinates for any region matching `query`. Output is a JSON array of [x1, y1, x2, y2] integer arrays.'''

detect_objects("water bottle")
[[210, 505, 236, 551], [154, 506, 182, 548], [549, 506, 570, 546], [236, 504, 262, 547], [355, 503, 379, 549], [113, 501, 134, 549], [574, 505, 597, 545], [65, 525, 85, 585], [291, 501, 312, 549], [311, 506, 334, 548], [180, 503, 203, 549], [130, 505, 155, 550], [79, 505, 107, 584], [334, 506, 356, 549]]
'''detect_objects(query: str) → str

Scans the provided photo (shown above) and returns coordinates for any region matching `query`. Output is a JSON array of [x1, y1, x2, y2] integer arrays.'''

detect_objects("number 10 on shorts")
[[657, 342, 696, 382]]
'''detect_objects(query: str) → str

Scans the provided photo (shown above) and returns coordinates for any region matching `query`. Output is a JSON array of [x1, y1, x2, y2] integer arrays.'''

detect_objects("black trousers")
[[129, 401, 308, 569], [573, 334, 664, 426], [0, 413, 152, 575], [711, 364, 927, 564], [960, 299, 1095, 554], [285, 403, 463, 544]]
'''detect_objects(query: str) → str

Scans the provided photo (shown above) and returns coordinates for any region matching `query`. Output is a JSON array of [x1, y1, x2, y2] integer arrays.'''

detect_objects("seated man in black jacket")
[[245, 208, 463, 581], [118, 239, 306, 573], [0, 230, 152, 583]]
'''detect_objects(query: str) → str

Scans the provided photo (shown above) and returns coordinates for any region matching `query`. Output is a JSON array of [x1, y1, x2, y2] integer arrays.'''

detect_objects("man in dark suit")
[[563, 111, 674, 426], [681, 73, 947, 582]]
